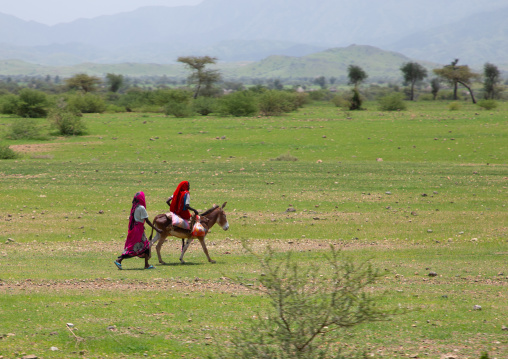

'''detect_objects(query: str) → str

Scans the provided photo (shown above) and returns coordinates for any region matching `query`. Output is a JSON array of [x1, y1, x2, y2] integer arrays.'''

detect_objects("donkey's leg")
[[179, 238, 194, 264], [155, 234, 168, 264], [198, 237, 216, 263]]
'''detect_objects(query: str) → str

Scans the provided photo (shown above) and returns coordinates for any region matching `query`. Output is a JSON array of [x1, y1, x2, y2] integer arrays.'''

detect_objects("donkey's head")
[[217, 202, 229, 231]]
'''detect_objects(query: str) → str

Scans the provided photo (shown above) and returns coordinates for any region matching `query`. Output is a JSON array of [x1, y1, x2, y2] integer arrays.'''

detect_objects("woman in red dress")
[[167, 181, 199, 220], [114, 191, 161, 270]]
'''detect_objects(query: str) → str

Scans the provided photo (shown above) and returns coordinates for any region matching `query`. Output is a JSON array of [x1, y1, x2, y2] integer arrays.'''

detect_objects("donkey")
[[149, 202, 229, 264]]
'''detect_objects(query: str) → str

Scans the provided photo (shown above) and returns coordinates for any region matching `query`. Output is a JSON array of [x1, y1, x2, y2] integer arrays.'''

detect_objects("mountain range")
[[0, 0, 507, 73], [0, 45, 427, 82]]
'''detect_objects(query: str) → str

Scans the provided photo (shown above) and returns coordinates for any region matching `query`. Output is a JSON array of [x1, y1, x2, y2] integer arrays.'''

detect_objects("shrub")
[[363, 84, 393, 101], [378, 92, 407, 111], [137, 105, 162, 113], [258, 90, 299, 116], [271, 152, 298, 162], [215, 244, 404, 359], [48, 108, 86, 136], [331, 93, 351, 109], [307, 89, 333, 101], [117, 88, 155, 111], [106, 104, 126, 113], [476, 99, 498, 110], [192, 96, 217, 116], [332, 89, 365, 110], [293, 92, 310, 108], [151, 89, 194, 117], [0, 94, 21, 115], [16, 89, 49, 118], [437, 90, 455, 100], [218, 91, 259, 117], [418, 93, 435, 101], [7, 118, 47, 140], [164, 101, 194, 118], [153, 89, 193, 107], [66, 93, 106, 113], [0, 144, 18, 159], [448, 102, 461, 111]]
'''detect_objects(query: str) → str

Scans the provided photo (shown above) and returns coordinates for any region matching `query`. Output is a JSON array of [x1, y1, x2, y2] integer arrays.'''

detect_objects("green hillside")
[[0, 60, 185, 78], [229, 45, 435, 81], [0, 59, 48, 76], [0, 45, 444, 81]]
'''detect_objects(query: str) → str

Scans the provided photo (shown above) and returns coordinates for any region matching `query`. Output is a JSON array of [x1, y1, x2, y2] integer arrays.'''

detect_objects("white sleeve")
[[134, 205, 149, 222]]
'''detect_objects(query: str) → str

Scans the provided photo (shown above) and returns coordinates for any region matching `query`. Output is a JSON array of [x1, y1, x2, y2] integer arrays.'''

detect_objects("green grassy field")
[[0, 101, 507, 359]]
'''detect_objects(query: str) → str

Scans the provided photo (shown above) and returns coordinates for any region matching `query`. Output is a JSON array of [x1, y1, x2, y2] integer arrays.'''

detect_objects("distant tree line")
[[0, 56, 506, 127]]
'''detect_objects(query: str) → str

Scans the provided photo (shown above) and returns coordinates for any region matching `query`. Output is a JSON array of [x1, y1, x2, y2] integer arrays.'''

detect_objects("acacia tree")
[[65, 73, 102, 93], [433, 59, 480, 103], [347, 64, 368, 89], [400, 62, 428, 101], [483, 62, 502, 99], [177, 56, 221, 99], [347, 65, 368, 110]]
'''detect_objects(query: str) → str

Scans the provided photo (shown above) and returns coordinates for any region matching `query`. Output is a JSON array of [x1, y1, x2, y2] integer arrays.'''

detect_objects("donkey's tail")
[[149, 216, 156, 245]]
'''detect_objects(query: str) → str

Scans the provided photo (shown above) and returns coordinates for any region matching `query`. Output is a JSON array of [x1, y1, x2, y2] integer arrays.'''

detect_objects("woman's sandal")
[[114, 261, 122, 270], [145, 265, 155, 270]]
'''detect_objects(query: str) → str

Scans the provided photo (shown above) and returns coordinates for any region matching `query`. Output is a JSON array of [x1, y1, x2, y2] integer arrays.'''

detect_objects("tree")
[[313, 76, 327, 89], [400, 62, 428, 101], [268, 79, 284, 90], [177, 56, 221, 99], [347, 65, 368, 111], [347, 64, 368, 88], [65, 73, 102, 93], [349, 88, 363, 110], [430, 78, 441, 100], [105, 73, 125, 93], [433, 59, 480, 103], [483, 63, 502, 99]]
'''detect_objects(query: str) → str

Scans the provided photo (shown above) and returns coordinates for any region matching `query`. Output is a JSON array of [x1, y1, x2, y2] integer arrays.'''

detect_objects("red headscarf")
[[128, 191, 146, 230], [170, 181, 189, 215]]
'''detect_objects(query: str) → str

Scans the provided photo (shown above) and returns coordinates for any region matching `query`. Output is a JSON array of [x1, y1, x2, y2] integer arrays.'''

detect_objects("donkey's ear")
[[221, 202, 227, 209]]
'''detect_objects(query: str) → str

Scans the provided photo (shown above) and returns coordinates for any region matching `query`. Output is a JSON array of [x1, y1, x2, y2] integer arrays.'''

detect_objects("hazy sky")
[[0, 0, 204, 25]]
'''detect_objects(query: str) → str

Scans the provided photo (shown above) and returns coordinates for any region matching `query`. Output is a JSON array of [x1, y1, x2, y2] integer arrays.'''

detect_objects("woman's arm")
[[187, 205, 199, 216], [146, 218, 162, 233], [183, 193, 198, 215]]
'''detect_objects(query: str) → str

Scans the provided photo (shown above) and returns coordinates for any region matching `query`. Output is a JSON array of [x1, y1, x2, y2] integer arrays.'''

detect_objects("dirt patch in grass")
[[0, 276, 250, 295], [0, 172, 47, 179], [4, 237, 404, 256], [10, 140, 104, 154], [0, 238, 398, 294], [10, 143, 57, 153]]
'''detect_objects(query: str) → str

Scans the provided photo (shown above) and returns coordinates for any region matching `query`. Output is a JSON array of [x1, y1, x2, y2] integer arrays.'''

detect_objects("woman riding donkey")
[[167, 181, 199, 228], [114, 191, 162, 270]]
